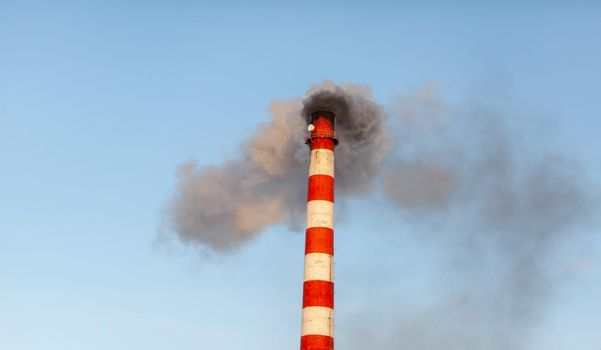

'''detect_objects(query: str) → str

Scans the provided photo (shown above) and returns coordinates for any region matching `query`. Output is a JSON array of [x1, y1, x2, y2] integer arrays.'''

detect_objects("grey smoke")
[[165, 81, 596, 349], [167, 81, 391, 252], [344, 85, 596, 350]]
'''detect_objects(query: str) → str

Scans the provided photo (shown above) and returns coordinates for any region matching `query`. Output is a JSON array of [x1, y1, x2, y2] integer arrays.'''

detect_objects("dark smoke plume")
[[164, 81, 597, 349], [167, 81, 391, 252], [341, 85, 597, 350]]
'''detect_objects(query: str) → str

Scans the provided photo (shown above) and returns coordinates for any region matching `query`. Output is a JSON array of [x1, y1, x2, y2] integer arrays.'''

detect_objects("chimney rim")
[[307, 110, 336, 124]]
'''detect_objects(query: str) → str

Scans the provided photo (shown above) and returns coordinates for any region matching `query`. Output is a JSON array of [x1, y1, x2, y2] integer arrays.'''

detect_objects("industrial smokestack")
[[301, 110, 337, 350]]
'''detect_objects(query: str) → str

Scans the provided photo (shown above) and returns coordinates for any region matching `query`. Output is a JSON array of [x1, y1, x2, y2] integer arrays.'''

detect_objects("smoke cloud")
[[164, 81, 597, 348], [342, 84, 596, 350], [167, 81, 391, 252]]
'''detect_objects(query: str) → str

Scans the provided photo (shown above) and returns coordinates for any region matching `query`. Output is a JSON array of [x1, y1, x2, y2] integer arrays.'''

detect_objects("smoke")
[[164, 81, 597, 348], [166, 81, 391, 252], [341, 84, 596, 350]]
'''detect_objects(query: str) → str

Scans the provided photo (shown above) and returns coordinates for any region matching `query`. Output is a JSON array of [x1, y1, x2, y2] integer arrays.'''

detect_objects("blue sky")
[[1, 1, 600, 349]]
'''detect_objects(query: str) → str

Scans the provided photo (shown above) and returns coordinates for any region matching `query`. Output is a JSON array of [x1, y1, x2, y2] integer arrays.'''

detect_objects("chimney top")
[[308, 110, 335, 124]]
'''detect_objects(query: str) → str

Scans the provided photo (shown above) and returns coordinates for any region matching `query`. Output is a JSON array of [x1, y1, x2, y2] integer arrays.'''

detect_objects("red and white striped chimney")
[[300, 111, 337, 350]]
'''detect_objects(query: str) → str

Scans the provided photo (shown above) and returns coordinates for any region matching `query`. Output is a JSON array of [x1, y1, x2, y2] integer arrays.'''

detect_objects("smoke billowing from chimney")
[[163, 81, 597, 349], [167, 81, 391, 252]]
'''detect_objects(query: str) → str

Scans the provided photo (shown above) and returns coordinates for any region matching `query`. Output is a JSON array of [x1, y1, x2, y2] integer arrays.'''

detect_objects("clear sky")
[[1, 1, 600, 349]]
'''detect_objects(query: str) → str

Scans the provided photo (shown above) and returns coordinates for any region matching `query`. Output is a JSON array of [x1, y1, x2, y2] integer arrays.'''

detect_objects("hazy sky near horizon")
[[1, 1, 600, 349]]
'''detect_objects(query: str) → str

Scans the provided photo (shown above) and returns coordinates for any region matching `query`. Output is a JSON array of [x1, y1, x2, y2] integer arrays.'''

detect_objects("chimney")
[[300, 111, 337, 350]]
